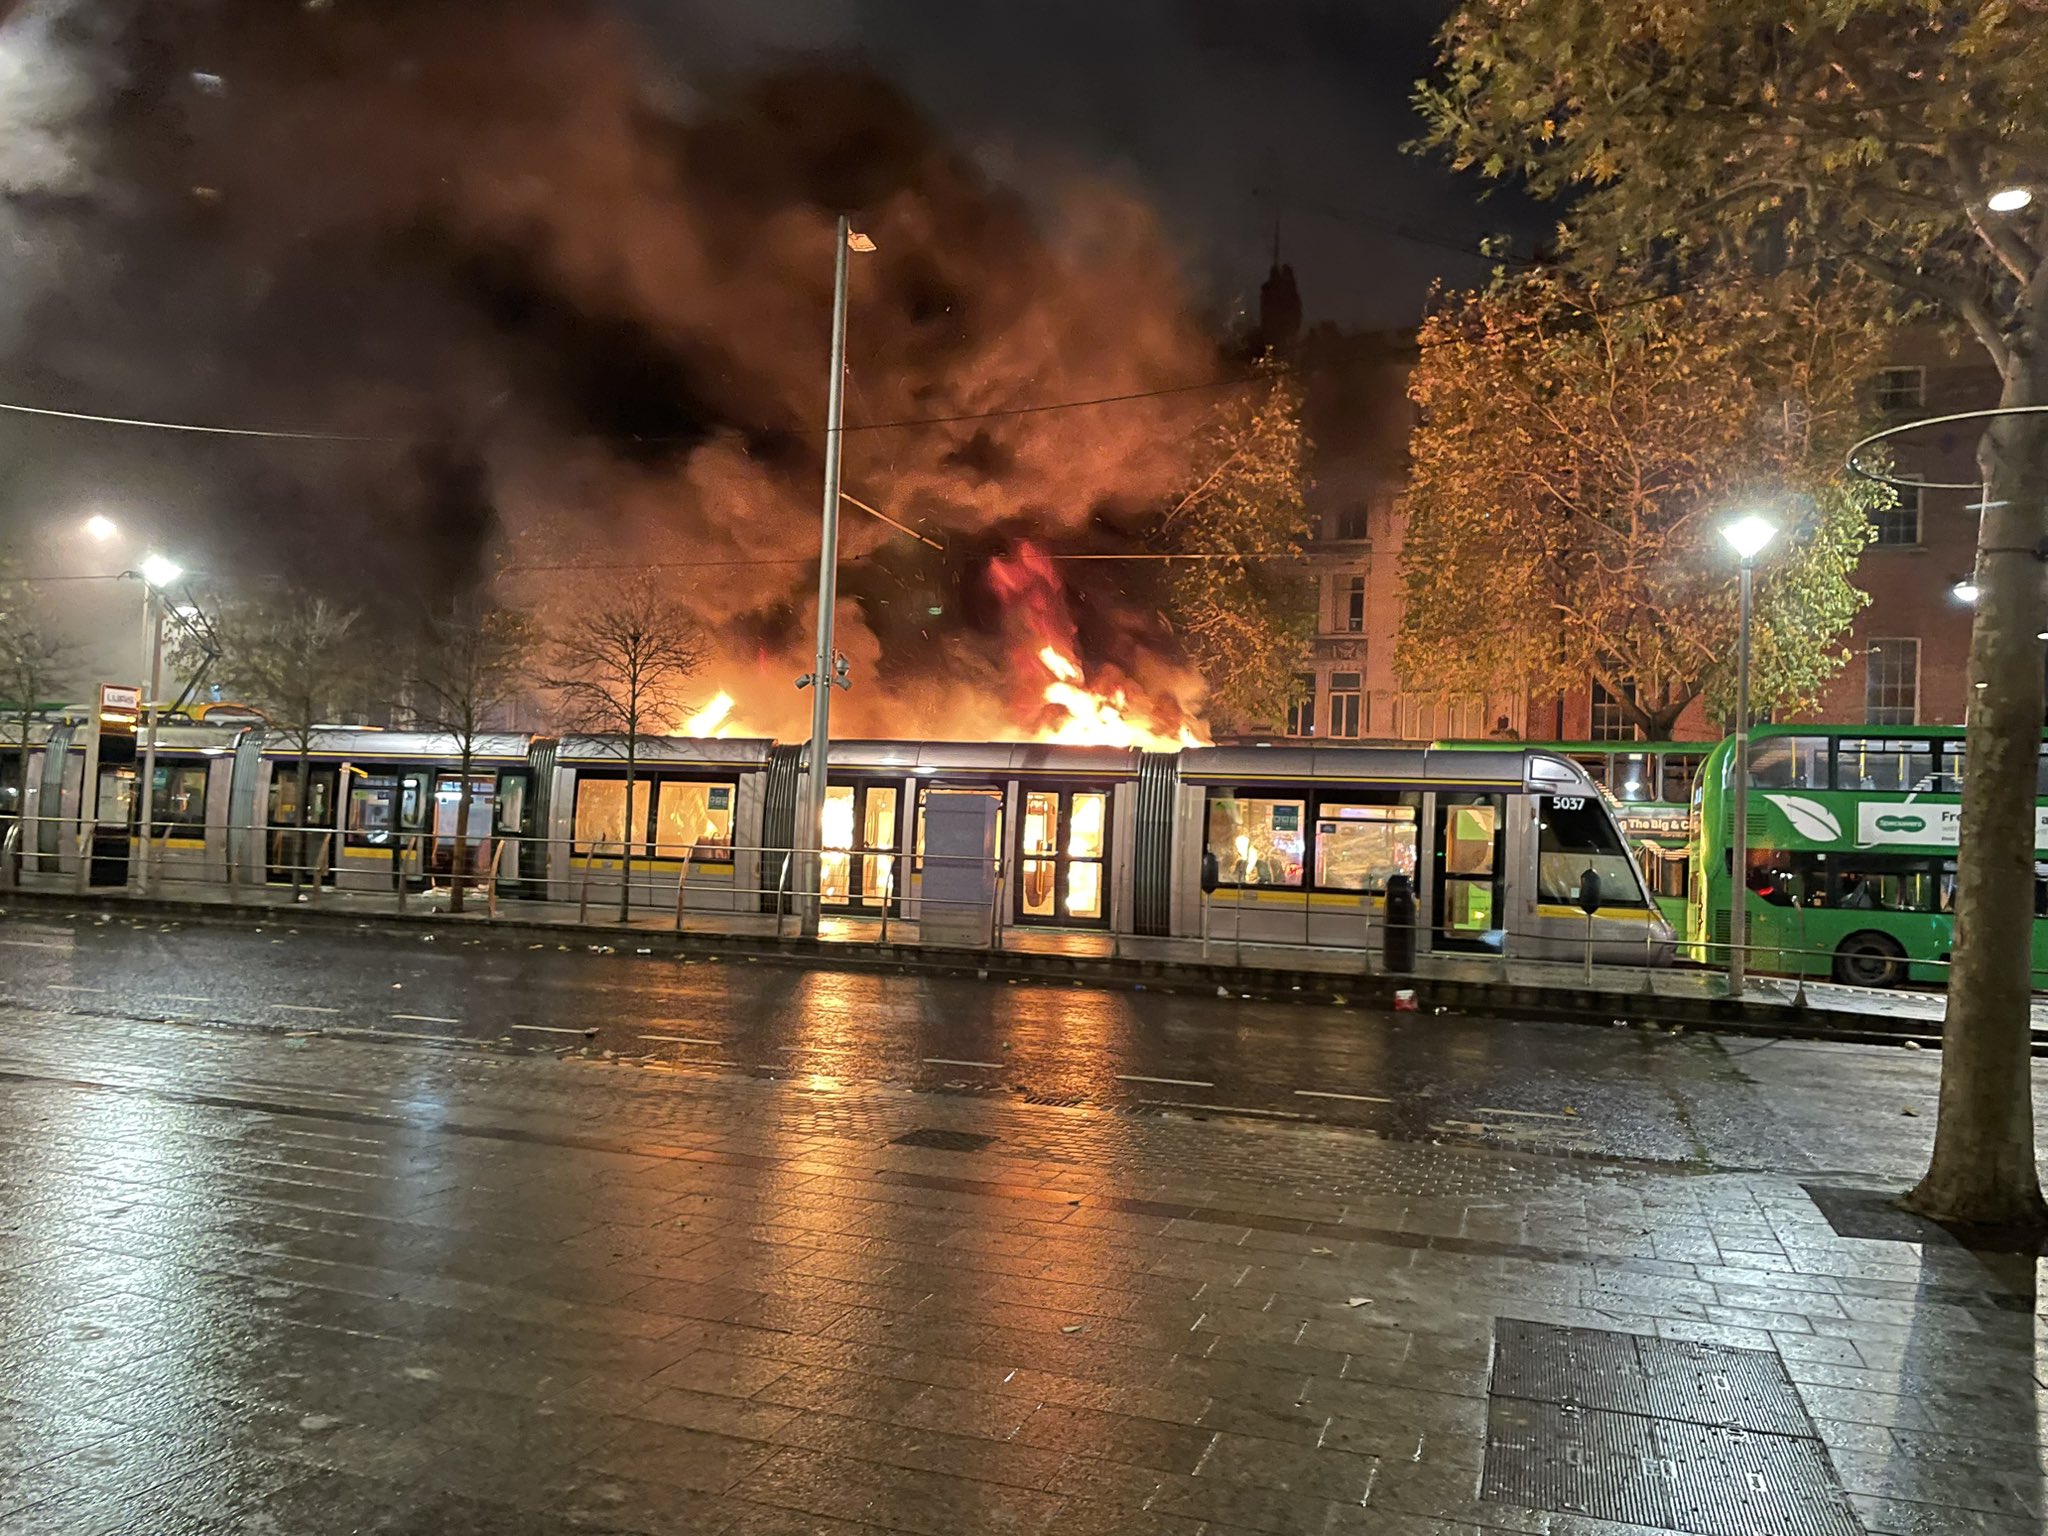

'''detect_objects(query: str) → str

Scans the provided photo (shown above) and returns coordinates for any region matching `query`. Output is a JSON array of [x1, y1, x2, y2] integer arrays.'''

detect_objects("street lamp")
[[1951, 578, 1981, 604], [1988, 186, 2034, 213], [132, 553, 184, 895], [85, 514, 118, 543], [798, 215, 875, 937], [1721, 513, 1777, 997]]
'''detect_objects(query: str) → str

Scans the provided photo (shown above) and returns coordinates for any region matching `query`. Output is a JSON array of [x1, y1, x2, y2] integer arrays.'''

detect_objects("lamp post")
[[133, 552, 182, 895], [798, 216, 876, 937], [1721, 514, 1776, 997]]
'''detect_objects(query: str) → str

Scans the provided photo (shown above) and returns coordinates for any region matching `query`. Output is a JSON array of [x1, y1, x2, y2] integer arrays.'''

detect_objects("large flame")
[[683, 692, 737, 736], [1033, 645, 1207, 750]]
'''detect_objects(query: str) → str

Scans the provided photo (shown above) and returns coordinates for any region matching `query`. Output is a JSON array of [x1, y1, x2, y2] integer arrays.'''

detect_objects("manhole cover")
[[1802, 1183, 2046, 1254], [890, 1128, 995, 1153]]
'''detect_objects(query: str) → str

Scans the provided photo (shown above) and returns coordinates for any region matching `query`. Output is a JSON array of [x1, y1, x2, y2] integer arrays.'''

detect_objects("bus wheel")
[[1834, 932, 1907, 988]]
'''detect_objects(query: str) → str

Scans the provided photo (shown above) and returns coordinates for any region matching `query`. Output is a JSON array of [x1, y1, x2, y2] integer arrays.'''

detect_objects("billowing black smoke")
[[0, 0, 1217, 735]]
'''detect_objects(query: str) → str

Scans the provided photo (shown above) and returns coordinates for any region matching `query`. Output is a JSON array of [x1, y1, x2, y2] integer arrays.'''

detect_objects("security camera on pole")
[[797, 216, 875, 937]]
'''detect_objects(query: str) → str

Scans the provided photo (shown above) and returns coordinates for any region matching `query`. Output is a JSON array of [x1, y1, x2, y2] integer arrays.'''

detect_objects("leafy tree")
[[1420, 0, 2048, 1227], [187, 592, 365, 895], [1399, 272, 1886, 738], [1159, 361, 1315, 728], [403, 602, 537, 913], [0, 568, 80, 877], [544, 584, 707, 922]]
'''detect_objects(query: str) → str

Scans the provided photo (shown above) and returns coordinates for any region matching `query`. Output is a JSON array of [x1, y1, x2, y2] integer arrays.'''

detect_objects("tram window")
[[655, 781, 735, 859], [1835, 737, 1934, 791], [1609, 753, 1654, 803], [1206, 795, 1305, 886], [573, 778, 652, 856], [346, 775, 399, 848], [1314, 805, 1416, 892], [144, 764, 208, 834], [1749, 736, 1828, 789], [1659, 754, 1701, 803], [1537, 795, 1647, 906], [400, 773, 427, 831], [496, 776, 528, 835], [0, 758, 17, 816]]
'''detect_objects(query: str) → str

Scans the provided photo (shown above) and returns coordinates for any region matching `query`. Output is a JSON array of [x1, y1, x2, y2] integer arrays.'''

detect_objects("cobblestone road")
[[0, 983, 2041, 1533]]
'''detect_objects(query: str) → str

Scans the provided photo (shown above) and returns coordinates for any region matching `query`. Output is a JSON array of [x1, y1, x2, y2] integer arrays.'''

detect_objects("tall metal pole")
[[134, 582, 165, 895], [799, 215, 853, 938], [1728, 556, 1754, 997]]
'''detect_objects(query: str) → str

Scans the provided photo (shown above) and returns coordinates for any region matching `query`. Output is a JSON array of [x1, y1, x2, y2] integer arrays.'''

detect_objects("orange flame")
[[682, 692, 742, 737], [1032, 646, 1208, 750]]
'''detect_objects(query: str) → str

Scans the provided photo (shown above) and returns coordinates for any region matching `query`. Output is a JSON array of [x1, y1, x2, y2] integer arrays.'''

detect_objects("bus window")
[[1567, 754, 1608, 788], [1749, 736, 1828, 789], [1611, 753, 1653, 803], [1934, 742, 1965, 795], [1659, 753, 1702, 803], [1835, 737, 1934, 792], [1537, 796, 1647, 906]]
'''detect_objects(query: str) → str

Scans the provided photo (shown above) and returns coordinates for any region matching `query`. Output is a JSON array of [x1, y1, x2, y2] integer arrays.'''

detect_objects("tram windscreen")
[[1537, 795, 1648, 907]]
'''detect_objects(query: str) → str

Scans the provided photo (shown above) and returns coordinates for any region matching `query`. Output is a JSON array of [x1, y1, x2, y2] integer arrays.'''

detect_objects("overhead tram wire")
[[0, 253, 1821, 448]]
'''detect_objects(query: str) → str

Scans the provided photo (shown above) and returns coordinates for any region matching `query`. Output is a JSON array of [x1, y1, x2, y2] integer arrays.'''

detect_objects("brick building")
[[1268, 295, 1996, 744]]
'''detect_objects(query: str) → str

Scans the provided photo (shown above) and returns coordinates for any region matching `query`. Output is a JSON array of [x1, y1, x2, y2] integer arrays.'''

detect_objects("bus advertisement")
[[1692, 724, 2046, 988]]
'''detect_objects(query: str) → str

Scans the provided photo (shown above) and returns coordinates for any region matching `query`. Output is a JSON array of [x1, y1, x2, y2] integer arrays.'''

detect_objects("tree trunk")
[[451, 750, 472, 915], [618, 743, 636, 925], [1905, 345, 2048, 1230]]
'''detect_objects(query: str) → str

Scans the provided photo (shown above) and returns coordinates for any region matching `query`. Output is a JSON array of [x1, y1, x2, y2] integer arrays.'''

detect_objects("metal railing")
[[0, 809, 2016, 1004]]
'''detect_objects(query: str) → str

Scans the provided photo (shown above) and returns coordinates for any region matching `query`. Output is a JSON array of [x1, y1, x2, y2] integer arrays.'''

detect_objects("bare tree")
[[404, 602, 536, 912], [544, 586, 707, 922], [0, 575, 81, 879], [183, 592, 365, 895]]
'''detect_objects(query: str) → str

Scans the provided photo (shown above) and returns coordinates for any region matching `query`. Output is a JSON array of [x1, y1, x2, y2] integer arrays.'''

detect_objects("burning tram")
[[7, 722, 1670, 966]]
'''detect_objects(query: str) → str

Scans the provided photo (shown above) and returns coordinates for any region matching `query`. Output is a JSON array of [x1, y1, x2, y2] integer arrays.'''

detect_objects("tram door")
[[268, 766, 339, 884], [1016, 788, 1109, 926], [1431, 793, 1503, 951], [821, 783, 899, 910]]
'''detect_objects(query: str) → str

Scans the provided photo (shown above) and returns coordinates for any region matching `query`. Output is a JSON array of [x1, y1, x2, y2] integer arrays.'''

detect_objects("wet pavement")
[[0, 910, 2043, 1534]]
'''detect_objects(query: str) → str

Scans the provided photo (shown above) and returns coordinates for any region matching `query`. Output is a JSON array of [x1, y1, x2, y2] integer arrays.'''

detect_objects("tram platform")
[[2, 874, 2033, 1051]]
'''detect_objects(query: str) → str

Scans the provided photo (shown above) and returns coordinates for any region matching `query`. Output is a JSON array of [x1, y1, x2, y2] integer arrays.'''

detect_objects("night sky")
[[622, 0, 1527, 330]]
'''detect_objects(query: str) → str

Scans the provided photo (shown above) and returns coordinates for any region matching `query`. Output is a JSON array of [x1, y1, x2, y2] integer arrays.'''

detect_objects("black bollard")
[[1383, 872, 1416, 974]]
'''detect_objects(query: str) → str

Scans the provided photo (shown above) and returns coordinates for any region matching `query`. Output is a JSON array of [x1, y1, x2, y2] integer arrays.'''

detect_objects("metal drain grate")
[[890, 1127, 996, 1153], [1481, 1319, 1861, 1536]]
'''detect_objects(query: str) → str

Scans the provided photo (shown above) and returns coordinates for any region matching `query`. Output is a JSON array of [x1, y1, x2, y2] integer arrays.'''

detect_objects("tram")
[[6, 718, 1671, 967]]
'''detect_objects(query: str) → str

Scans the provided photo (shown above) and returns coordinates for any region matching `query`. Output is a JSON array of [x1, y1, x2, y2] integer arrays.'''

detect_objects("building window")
[[1332, 504, 1368, 541], [1397, 694, 1437, 741], [1874, 366, 1925, 416], [1342, 576, 1365, 633], [1327, 671, 1362, 738], [1870, 480, 1922, 546], [1285, 673, 1316, 737], [1589, 679, 1639, 742], [1866, 639, 1920, 725]]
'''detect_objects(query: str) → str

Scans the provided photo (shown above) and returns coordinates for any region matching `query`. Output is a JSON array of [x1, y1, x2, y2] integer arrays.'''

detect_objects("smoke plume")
[[0, 0, 1218, 736]]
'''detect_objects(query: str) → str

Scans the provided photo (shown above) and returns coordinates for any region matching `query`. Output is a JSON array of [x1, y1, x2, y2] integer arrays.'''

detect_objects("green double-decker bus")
[[1435, 740, 1708, 930], [1694, 723, 2048, 988]]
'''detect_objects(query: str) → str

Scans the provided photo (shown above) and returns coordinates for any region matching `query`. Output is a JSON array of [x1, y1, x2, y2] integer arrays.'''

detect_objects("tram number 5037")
[[1551, 796, 1587, 811]]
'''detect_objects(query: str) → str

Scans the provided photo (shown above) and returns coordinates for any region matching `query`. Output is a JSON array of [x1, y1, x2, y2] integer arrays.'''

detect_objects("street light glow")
[[1952, 579, 1982, 603], [1721, 514, 1777, 562], [85, 514, 118, 542], [139, 553, 183, 588], [1988, 186, 2033, 213]]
